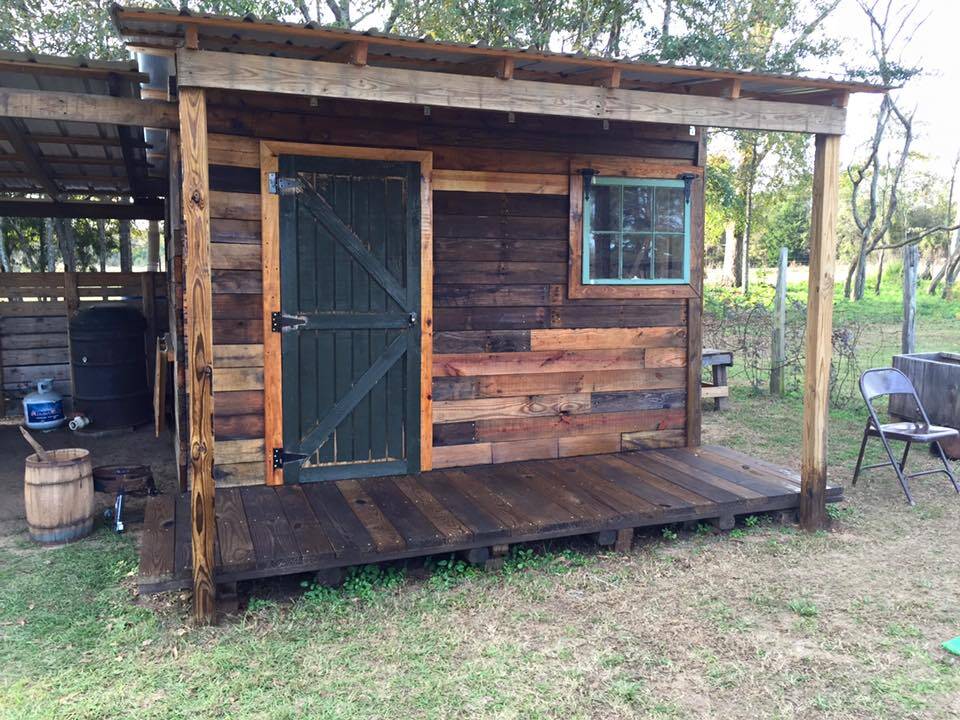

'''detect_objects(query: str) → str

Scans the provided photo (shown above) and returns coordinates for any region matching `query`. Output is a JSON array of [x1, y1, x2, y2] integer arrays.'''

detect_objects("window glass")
[[590, 185, 620, 231], [583, 178, 690, 285], [622, 186, 652, 232]]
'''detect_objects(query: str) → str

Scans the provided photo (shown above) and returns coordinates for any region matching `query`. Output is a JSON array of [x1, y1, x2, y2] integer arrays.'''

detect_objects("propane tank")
[[22, 379, 65, 430]]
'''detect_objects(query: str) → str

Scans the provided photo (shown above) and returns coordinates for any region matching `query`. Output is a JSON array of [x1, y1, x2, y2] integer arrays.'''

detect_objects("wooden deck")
[[138, 446, 842, 592]]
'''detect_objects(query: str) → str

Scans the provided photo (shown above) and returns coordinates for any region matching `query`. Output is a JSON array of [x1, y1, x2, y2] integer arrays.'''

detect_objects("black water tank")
[[70, 306, 151, 429]]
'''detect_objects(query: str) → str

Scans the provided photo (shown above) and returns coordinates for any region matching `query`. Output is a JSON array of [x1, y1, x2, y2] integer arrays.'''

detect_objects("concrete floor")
[[0, 422, 179, 537]]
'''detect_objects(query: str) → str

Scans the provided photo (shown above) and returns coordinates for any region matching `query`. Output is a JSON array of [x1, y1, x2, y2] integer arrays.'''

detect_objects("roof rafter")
[[0, 117, 60, 198]]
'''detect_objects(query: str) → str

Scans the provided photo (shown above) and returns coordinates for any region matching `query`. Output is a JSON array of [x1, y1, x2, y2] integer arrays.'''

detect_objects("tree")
[[843, 0, 925, 300]]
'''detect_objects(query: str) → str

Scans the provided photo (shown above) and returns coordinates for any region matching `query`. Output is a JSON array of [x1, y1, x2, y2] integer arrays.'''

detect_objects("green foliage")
[[787, 598, 819, 618], [502, 546, 588, 575], [427, 555, 480, 589], [661, 527, 678, 541]]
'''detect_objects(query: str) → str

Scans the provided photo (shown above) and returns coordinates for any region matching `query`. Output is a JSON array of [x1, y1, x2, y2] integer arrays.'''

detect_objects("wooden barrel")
[[24, 448, 94, 544]]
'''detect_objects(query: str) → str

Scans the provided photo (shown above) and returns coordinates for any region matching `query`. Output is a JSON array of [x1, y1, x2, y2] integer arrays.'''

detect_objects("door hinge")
[[271, 311, 307, 333], [273, 447, 309, 469], [267, 172, 304, 195]]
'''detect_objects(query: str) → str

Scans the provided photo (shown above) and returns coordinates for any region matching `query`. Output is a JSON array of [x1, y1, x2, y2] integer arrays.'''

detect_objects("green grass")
[[2, 275, 960, 719]]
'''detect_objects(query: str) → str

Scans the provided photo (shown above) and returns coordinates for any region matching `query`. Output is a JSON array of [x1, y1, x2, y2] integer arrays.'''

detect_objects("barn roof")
[[0, 50, 161, 203], [112, 4, 885, 108]]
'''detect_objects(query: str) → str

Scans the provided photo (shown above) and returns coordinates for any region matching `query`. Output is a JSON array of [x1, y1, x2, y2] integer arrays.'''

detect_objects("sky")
[[822, 0, 960, 176]]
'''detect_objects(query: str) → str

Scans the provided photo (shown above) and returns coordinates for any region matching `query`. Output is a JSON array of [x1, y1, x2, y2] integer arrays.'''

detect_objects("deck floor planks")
[[301, 482, 376, 557], [693, 446, 838, 497], [241, 486, 302, 569], [617, 451, 749, 505], [551, 457, 662, 517], [442, 466, 535, 531], [335, 479, 407, 554], [362, 476, 447, 549], [588, 455, 708, 515], [702, 446, 803, 486], [139, 493, 176, 585], [513, 461, 610, 521], [418, 471, 505, 540], [139, 446, 841, 593], [215, 487, 257, 573], [656, 448, 791, 500], [392, 475, 473, 542], [174, 493, 193, 579], [275, 485, 337, 562], [471, 464, 582, 533]]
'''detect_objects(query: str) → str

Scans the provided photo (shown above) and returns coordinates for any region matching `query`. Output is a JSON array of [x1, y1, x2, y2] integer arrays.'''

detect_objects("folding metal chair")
[[853, 368, 960, 505]]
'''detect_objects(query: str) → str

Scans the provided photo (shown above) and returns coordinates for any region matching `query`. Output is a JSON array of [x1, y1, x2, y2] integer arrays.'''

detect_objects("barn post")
[[800, 134, 840, 531], [178, 85, 217, 622]]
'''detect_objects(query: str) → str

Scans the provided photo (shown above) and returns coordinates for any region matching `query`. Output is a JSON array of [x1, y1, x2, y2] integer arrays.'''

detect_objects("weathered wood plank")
[[179, 85, 217, 623], [801, 134, 840, 530], [178, 50, 846, 134]]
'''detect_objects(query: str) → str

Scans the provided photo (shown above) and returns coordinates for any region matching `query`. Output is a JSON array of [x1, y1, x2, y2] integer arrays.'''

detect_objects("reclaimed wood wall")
[[190, 91, 704, 485]]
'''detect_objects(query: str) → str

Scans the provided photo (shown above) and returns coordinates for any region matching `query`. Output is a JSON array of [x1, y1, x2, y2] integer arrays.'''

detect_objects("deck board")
[[138, 446, 843, 592]]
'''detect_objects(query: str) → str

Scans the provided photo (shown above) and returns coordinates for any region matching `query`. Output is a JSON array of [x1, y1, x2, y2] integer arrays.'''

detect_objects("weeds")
[[788, 598, 820, 618]]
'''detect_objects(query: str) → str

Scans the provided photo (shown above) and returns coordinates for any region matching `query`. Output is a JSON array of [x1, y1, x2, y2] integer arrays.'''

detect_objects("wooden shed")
[[1, 5, 885, 620]]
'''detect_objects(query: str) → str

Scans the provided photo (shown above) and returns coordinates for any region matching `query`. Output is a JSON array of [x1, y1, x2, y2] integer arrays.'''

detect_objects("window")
[[583, 177, 691, 285]]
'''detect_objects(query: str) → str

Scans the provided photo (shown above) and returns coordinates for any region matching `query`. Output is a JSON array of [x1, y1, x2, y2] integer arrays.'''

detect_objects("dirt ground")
[[0, 422, 179, 536]]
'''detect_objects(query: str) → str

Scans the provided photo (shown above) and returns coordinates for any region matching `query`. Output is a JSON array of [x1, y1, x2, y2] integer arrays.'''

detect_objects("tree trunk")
[[96, 220, 108, 272], [54, 218, 77, 272], [741, 183, 754, 293], [852, 238, 868, 300], [721, 221, 736, 286], [119, 220, 132, 272], [42, 218, 56, 272], [874, 249, 885, 294]]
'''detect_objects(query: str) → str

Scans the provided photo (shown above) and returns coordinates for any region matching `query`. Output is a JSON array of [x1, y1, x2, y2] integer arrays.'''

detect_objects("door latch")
[[408, 311, 418, 326]]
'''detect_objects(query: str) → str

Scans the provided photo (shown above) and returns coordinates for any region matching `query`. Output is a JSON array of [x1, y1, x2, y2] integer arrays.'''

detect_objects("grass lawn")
[[2, 278, 959, 719]]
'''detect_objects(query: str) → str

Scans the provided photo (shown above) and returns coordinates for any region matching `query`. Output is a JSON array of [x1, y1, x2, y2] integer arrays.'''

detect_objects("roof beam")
[[176, 49, 846, 135], [0, 117, 59, 198], [0, 88, 179, 128], [0, 58, 148, 83], [0, 198, 164, 219]]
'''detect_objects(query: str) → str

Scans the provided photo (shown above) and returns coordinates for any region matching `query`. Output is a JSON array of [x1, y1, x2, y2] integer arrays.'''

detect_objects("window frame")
[[567, 167, 701, 301], [582, 177, 691, 286]]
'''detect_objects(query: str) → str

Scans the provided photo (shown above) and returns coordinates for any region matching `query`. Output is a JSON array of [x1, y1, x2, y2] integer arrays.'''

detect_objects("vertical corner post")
[[800, 133, 841, 531], [179, 85, 217, 622]]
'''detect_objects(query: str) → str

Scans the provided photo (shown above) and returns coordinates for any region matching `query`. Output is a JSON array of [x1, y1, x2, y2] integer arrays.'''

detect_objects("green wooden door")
[[278, 155, 421, 483]]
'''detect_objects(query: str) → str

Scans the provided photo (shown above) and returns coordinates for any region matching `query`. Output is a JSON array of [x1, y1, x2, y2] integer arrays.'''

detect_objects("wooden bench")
[[702, 348, 734, 410]]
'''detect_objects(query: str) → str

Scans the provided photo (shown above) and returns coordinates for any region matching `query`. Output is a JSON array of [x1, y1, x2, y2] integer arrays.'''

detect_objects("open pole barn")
[[1, 4, 886, 622]]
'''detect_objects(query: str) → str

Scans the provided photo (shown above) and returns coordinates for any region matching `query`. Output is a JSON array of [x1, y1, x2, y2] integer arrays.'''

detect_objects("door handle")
[[408, 311, 418, 326]]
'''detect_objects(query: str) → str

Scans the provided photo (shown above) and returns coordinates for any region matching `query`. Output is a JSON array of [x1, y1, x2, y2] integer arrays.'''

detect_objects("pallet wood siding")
[[0, 272, 167, 414], [431, 189, 689, 468], [187, 94, 701, 483]]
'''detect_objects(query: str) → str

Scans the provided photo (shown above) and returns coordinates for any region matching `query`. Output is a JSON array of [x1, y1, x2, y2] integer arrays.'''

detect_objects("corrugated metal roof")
[[0, 51, 158, 199], [112, 3, 886, 102]]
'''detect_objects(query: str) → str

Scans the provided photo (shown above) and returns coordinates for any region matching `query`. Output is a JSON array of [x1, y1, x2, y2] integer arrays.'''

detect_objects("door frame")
[[260, 141, 433, 485]]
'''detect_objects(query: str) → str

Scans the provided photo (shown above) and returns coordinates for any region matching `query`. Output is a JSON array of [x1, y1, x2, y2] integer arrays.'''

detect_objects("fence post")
[[902, 244, 918, 354], [770, 247, 788, 396]]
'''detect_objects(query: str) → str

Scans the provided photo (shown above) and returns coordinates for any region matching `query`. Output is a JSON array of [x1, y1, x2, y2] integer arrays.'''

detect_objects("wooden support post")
[[142, 272, 157, 393], [146, 220, 161, 271], [770, 246, 788, 396], [179, 86, 217, 623], [614, 528, 633, 552], [63, 271, 79, 402], [902, 244, 918, 354], [800, 134, 840, 532]]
